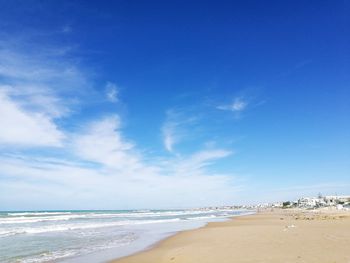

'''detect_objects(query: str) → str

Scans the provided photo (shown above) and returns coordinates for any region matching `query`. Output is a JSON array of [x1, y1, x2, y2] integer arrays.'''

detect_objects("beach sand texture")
[[112, 210, 350, 263]]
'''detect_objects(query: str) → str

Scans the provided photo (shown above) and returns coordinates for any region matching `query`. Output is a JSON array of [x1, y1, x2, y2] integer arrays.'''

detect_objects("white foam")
[[186, 215, 218, 220], [87, 209, 220, 218], [20, 250, 78, 263], [1, 210, 224, 225], [0, 214, 87, 224], [7, 212, 72, 216], [0, 210, 253, 263], [0, 218, 183, 237], [19, 233, 138, 263], [0, 210, 249, 237]]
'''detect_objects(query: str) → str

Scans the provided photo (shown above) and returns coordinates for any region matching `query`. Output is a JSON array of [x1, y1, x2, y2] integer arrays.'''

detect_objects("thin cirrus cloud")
[[217, 97, 248, 112], [0, 44, 87, 88], [0, 43, 91, 125], [0, 40, 90, 147], [171, 149, 233, 176], [105, 82, 119, 103], [162, 121, 177, 153], [161, 109, 197, 153]]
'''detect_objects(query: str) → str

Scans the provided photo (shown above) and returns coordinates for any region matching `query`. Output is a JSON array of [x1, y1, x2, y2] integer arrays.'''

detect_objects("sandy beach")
[[112, 209, 350, 263]]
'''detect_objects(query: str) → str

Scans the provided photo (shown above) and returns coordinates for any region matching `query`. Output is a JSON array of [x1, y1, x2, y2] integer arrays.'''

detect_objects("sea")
[[0, 209, 254, 263]]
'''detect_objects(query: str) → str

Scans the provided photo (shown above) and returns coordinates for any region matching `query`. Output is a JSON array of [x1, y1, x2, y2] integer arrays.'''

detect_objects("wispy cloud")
[[0, 43, 87, 115], [172, 149, 232, 176], [162, 121, 177, 153], [0, 44, 86, 87], [105, 82, 119, 103], [161, 109, 197, 153], [217, 97, 248, 112], [72, 115, 141, 171], [0, 39, 89, 147], [278, 59, 313, 78]]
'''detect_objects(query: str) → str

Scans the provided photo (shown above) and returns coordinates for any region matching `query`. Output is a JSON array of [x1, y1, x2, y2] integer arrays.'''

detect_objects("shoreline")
[[107, 211, 255, 263], [103, 211, 255, 263], [111, 209, 350, 263]]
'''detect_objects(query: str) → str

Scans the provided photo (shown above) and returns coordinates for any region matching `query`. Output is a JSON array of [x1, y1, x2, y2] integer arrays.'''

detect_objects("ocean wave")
[[20, 250, 77, 263], [18, 233, 138, 263], [0, 210, 236, 225], [0, 218, 183, 237], [0, 214, 87, 224], [87, 209, 221, 218], [185, 215, 218, 220], [1, 210, 252, 263], [7, 212, 72, 216]]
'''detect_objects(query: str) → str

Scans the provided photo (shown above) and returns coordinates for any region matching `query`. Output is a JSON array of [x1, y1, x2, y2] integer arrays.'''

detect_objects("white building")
[[323, 195, 350, 204], [297, 195, 350, 209], [298, 197, 319, 208]]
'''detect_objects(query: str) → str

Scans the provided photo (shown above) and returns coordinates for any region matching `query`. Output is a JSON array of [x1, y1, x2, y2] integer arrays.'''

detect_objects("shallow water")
[[0, 209, 253, 263]]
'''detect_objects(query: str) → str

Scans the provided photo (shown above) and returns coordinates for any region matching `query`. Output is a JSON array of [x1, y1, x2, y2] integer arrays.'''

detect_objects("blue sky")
[[0, 0, 349, 210]]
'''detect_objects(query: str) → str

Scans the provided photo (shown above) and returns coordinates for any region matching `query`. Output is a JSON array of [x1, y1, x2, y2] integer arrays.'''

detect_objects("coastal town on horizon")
[[193, 194, 350, 211]]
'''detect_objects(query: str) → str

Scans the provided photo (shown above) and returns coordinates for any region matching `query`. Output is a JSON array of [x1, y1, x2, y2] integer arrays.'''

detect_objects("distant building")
[[323, 195, 350, 205], [296, 195, 350, 209], [298, 197, 319, 208]]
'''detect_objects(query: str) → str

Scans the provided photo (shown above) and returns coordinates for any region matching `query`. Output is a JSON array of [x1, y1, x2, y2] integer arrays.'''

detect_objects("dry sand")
[[112, 209, 350, 263]]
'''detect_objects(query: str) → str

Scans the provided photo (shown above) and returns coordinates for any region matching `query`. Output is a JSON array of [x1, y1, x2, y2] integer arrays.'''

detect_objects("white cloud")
[[232, 98, 247, 111], [168, 149, 232, 177], [162, 121, 177, 152], [0, 113, 239, 210], [72, 116, 142, 171], [161, 109, 197, 153], [0, 40, 89, 147], [21, 91, 71, 118], [0, 89, 65, 147], [0, 47, 86, 86], [0, 39, 242, 209], [4, 159, 237, 210], [0, 153, 239, 209], [105, 82, 119, 103], [0, 40, 90, 108], [186, 149, 232, 167], [217, 97, 248, 112]]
